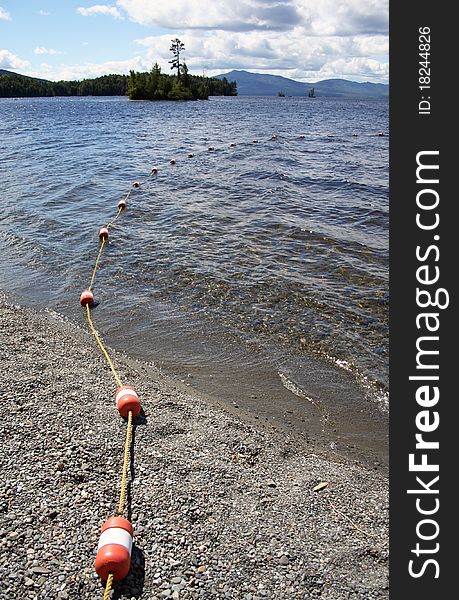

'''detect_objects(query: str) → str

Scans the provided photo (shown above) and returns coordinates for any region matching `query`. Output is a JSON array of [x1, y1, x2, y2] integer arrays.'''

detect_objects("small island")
[[127, 65, 236, 101], [128, 39, 237, 101]]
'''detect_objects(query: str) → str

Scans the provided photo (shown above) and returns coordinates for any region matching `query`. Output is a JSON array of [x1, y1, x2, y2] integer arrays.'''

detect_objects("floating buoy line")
[[79, 129, 387, 598], [80, 175, 148, 598]]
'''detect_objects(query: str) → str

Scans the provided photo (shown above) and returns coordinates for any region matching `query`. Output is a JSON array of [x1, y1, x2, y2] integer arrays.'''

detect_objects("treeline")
[[127, 64, 237, 100], [0, 73, 129, 98], [0, 70, 237, 100]]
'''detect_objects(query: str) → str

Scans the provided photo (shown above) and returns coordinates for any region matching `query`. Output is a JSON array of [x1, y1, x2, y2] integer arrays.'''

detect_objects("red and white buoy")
[[115, 386, 141, 418], [95, 517, 133, 582], [118, 199, 127, 211], [99, 227, 109, 241], [132, 181, 140, 189], [80, 289, 94, 307], [169, 159, 176, 165]]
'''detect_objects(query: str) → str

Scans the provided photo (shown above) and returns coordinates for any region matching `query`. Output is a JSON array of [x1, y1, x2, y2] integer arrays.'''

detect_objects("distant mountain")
[[0, 69, 49, 82], [216, 70, 388, 98]]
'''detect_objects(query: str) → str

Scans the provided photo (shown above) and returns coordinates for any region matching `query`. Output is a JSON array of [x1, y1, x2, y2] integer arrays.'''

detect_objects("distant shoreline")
[[1, 68, 388, 99], [0, 70, 236, 100]]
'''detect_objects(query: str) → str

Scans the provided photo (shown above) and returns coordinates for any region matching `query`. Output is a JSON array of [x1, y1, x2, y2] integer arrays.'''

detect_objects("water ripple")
[[0, 95, 388, 395]]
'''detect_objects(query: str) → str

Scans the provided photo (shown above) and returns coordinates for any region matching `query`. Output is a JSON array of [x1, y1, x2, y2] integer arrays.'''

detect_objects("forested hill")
[[0, 70, 129, 97], [0, 69, 237, 99]]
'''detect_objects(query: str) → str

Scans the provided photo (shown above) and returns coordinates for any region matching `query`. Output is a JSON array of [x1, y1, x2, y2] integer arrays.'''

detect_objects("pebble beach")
[[0, 298, 388, 599]]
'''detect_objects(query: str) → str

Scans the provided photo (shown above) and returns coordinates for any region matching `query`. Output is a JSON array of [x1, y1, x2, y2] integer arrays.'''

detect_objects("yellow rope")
[[85, 303, 123, 388], [88, 238, 106, 292], [117, 410, 133, 516], [82, 188, 147, 598], [89, 199, 128, 292], [106, 205, 123, 229], [103, 573, 114, 600]]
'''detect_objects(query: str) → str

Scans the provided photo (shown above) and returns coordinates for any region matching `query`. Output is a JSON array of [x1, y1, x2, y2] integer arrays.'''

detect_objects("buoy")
[[170, 159, 176, 165], [207, 147, 214, 152], [99, 227, 109, 241], [115, 386, 141, 418], [271, 134, 278, 140], [352, 133, 358, 137], [187, 153, 194, 159], [151, 167, 158, 174], [299, 135, 305, 139], [252, 140, 258, 143], [377, 132, 384, 137], [95, 517, 133, 582], [229, 143, 236, 148], [132, 181, 140, 189], [118, 199, 127, 211], [326, 134, 334, 138], [80, 289, 94, 308]]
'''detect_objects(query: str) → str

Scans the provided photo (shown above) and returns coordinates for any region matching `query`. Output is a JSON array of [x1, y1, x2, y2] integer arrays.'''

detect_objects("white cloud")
[[26, 57, 147, 81], [296, 0, 388, 36], [34, 47, 63, 56], [354, 35, 388, 56], [117, 0, 301, 31], [0, 49, 29, 70], [117, 0, 387, 34], [120, 0, 388, 82], [77, 4, 123, 19], [38, 10, 51, 17], [0, 6, 11, 21], [319, 56, 389, 80], [134, 27, 389, 83]]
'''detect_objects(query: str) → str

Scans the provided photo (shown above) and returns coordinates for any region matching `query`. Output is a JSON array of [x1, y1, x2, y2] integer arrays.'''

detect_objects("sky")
[[0, 1, 388, 83]]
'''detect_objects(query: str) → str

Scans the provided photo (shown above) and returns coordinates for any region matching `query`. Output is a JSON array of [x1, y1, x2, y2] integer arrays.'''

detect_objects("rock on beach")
[[0, 299, 388, 599]]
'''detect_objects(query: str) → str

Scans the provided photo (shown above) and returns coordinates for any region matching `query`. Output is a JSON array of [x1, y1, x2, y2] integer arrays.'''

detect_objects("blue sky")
[[0, 1, 388, 83]]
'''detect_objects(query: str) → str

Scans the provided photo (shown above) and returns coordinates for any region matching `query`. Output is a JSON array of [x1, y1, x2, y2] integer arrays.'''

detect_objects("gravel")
[[0, 298, 388, 599]]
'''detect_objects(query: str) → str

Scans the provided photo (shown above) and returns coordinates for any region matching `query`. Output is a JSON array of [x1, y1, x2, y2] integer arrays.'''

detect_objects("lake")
[[0, 95, 389, 463]]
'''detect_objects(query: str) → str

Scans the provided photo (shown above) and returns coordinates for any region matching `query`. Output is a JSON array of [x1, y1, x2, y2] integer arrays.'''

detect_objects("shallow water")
[[0, 95, 388, 462]]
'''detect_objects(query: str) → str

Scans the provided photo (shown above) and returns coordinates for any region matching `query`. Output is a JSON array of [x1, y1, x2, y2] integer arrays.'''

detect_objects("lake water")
[[0, 95, 388, 463]]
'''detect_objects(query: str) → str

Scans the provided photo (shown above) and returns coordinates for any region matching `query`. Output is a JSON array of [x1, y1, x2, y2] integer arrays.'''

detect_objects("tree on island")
[[126, 39, 237, 101], [146, 62, 162, 97], [169, 38, 185, 79]]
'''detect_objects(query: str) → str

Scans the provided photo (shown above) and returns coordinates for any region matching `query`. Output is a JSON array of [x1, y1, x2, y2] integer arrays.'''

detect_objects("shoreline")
[[2, 288, 389, 474], [0, 298, 388, 598]]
